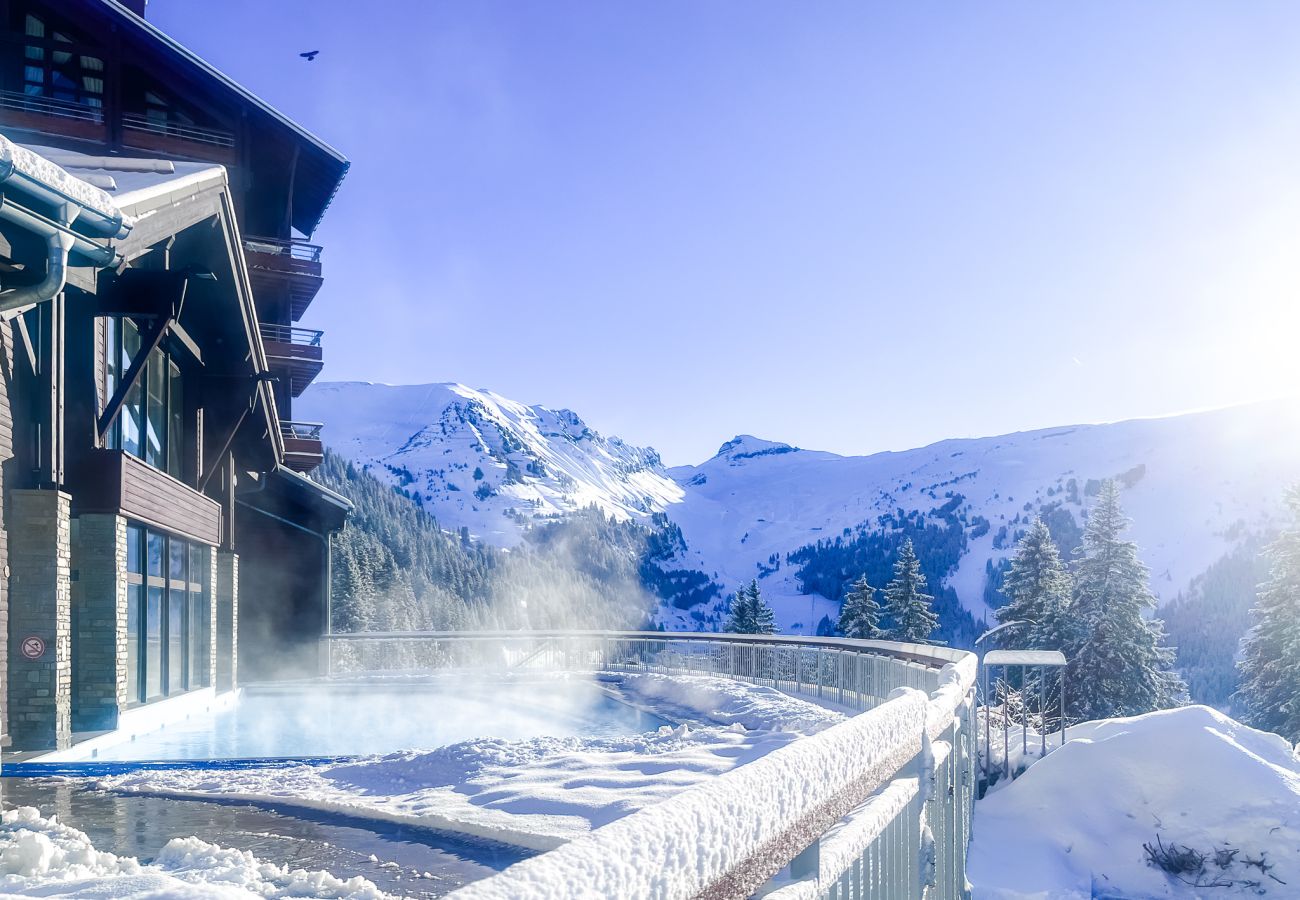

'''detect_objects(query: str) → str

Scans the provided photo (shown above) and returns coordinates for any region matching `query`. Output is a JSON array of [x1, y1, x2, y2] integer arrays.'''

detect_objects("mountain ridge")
[[299, 382, 1300, 640]]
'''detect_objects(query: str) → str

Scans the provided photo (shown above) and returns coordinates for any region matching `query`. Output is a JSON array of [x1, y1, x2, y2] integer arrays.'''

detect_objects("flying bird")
[[300, 50, 319, 62]]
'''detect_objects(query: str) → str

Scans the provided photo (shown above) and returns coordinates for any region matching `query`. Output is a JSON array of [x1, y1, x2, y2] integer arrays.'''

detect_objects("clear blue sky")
[[151, 1, 1300, 466]]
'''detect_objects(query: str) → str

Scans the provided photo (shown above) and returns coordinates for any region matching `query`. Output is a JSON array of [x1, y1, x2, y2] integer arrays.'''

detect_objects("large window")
[[21, 12, 103, 111], [125, 525, 211, 706], [105, 318, 187, 480]]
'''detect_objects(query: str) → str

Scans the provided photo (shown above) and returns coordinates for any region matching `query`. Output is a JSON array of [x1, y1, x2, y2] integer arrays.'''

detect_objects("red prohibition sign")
[[21, 635, 45, 660]]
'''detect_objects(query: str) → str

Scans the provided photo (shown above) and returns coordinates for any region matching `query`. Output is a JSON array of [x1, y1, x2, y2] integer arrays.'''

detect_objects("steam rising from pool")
[[64, 675, 669, 763]]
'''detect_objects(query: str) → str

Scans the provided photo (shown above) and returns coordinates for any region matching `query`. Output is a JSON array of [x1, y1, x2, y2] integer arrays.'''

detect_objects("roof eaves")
[[98, 0, 349, 167]]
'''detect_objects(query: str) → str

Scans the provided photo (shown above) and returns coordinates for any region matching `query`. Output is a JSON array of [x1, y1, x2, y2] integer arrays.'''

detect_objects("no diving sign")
[[20, 636, 45, 660]]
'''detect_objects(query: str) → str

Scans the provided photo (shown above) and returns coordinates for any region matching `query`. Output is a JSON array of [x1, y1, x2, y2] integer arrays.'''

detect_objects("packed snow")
[[968, 705, 1300, 898], [446, 687, 935, 900], [302, 382, 1300, 634], [96, 673, 844, 851], [0, 806, 386, 899]]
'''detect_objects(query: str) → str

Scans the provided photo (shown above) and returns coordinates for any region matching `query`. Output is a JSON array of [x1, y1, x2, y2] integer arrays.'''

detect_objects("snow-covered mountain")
[[296, 382, 683, 545], [300, 382, 1300, 635]]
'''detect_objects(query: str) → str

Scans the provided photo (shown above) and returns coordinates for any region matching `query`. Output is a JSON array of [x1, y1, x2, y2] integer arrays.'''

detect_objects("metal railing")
[[243, 235, 323, 264], [279, 420, 323, 441], [259, 323, 323, 347], [320, 631, 978, 900], [122, 112, 235, 148], [0, 89, 104, 124]]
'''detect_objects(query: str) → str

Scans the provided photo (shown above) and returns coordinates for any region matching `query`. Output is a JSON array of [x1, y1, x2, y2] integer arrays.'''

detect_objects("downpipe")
[[0, 204, 76, 315]]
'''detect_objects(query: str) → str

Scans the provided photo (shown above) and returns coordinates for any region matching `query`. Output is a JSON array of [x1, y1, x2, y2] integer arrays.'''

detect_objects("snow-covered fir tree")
[[1065, 480, 1185, 720], [998, 518, 1072, 650], [838, 574, 883, 639], [883, 539, 938, 643], [725, 579, 776, 634], [1235, 485, 1300, 742]]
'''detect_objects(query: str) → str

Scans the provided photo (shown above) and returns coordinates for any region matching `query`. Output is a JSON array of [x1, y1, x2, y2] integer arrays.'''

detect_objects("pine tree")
[[998, 518, 1072, 650], [1065, 480, 1185, 720], [838, 574, 883, 639], [725, 588, 754, 633], [1235, 486, 1300, 742], [726, 579, 776, 634], [883, 539, 938, 643]]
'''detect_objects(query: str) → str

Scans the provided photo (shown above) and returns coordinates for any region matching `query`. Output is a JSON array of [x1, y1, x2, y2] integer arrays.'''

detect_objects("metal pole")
[[1060, 669, 1067, 748], [1039, 668, 1047, 759], [982, 663, 990, 783], [1002, 668, 1010, 782]]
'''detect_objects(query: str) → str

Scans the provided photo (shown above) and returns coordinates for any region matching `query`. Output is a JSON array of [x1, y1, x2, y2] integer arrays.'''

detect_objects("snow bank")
[[98, 674, 845, 851], [0, 806, 386, 898], [969, 705, 1300, 898], [446, 689, 930, 899], [0, 133, 125, 223], [621, 672, 845, 734]]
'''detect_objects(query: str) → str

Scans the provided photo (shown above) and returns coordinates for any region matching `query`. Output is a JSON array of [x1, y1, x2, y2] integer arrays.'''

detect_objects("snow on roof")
[[17, 143, 226, 216], [0, 133, 123, 222], [982, 650, 1067, 667]]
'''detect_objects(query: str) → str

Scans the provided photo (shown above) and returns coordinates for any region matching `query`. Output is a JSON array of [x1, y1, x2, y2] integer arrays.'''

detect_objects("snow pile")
[[969, 705, 1300, 898], [621, 672, 845, 733], [0, 132, 125, 222], [155, 837, 387, 898], [0, 806, 386, 898], [99, 674, 845, 851], [447, 689, 930, 899]]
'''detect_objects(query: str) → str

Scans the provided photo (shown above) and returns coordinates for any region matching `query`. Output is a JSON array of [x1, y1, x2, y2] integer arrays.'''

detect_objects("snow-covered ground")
[[0, 806, 387, 899], [95, 673, 844, 852], [969, 705, 1300, 898], [302, 381, 1300, 633]]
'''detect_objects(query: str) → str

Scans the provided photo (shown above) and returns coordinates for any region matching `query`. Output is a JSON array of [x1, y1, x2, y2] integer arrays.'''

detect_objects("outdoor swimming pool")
[[46, 675, 669, 762]]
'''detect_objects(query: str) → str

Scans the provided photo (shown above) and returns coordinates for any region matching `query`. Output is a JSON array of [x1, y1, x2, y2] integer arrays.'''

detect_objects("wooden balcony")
[[243, 236, 324, 320], [121, 112, 237, 164], [260, 324, 323, 397], [72, 450, 223, 546], [280, 420, 324, 473], [0, 90, 108, 144]]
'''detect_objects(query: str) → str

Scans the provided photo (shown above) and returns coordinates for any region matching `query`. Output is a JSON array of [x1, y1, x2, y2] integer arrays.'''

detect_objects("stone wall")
[[215, 550, 238, 691], [7, 490, 72, 750], [70, 513, 127, 732]]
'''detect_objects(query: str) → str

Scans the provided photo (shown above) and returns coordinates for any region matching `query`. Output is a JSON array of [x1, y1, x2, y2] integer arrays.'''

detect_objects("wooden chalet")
[[0, 0, 349, 750]]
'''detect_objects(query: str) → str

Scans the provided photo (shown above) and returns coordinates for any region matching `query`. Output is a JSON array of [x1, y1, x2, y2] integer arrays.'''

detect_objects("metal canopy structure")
[[983, 649, 1066, 668], [981, 648, 1069, 789]]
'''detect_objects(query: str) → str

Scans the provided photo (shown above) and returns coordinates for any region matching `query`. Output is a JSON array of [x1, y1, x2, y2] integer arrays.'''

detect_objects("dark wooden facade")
[[0, 0, 350, 746]]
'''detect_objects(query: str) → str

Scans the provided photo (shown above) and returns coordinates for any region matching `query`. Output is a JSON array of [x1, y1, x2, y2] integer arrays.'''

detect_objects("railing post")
[[791, 836, 820, 882], [917, 717, 937, 899]]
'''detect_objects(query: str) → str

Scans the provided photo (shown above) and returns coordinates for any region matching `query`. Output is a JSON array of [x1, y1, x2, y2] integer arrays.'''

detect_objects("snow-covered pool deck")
[[8, 631, 977, 899], [317, 631, 979, 899]]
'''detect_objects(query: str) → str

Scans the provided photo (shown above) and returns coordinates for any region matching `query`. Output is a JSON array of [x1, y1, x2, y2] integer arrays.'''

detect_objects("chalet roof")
[[0, 134, 123, 223], [95, 0, 350, 236], [18, 142, 224, 217]]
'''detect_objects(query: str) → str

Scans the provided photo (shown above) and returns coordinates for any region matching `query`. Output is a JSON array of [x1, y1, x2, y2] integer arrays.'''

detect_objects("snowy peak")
[[712, 435, 800, 463], [298, 382, 683, 545]]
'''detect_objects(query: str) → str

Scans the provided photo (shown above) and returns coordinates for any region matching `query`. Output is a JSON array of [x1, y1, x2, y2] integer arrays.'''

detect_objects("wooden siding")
[[74, 450, 222, 546], [0, 319, 17, 744]]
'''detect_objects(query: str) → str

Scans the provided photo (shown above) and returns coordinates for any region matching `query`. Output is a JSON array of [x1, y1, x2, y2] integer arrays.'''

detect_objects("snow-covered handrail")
[[322, 632, 977, 899]]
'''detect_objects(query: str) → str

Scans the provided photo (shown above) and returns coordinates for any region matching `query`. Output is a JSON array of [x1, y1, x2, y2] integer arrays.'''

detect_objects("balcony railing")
[[243, 236, 323, 264], [322, 631, 978, 900], [122, 112, 235, 149], [260, 324, 323, 347], [0, 89, 105, 124], [280, 420, 323, 441]]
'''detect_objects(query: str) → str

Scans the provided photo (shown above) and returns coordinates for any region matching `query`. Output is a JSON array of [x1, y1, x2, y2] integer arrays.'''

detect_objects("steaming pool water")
[[48, 676, 671, 763]]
